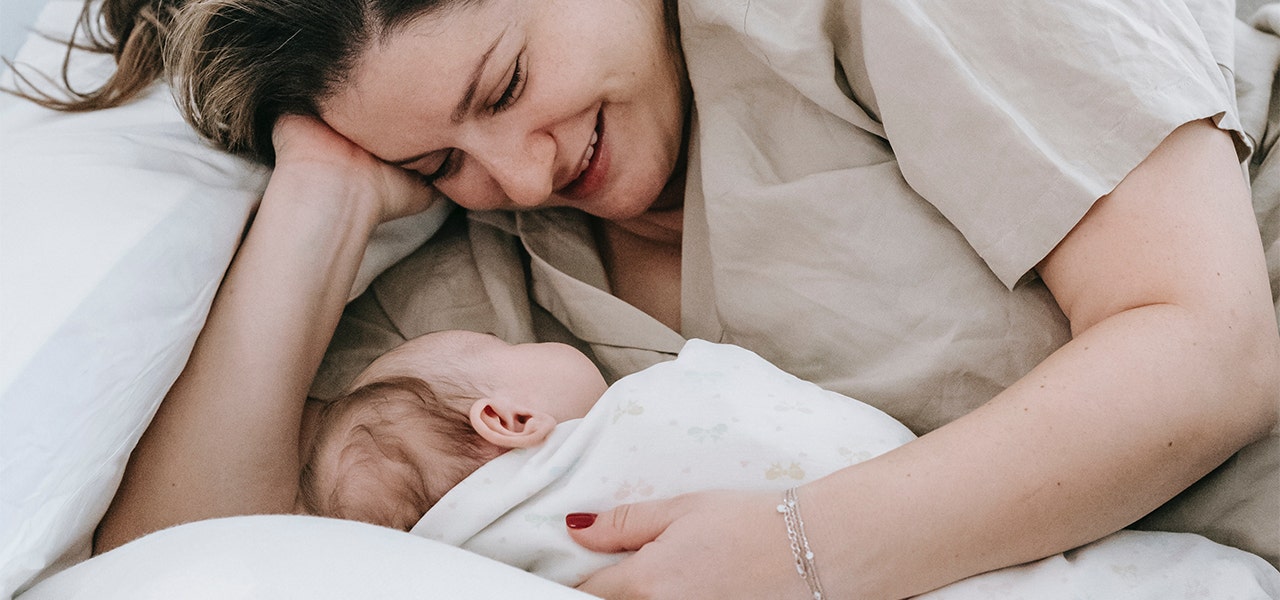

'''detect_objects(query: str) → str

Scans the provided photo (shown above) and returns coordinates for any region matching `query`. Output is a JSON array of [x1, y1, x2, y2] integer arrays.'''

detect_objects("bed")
[[1, 0, 1278, 598]]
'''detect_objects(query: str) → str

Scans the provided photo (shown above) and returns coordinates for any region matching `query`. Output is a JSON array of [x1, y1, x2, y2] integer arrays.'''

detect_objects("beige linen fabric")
[[315, 0, 1279, 566]]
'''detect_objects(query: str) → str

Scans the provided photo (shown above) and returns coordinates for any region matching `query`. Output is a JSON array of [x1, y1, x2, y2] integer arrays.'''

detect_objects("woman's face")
[[321, 0, 688, 221]]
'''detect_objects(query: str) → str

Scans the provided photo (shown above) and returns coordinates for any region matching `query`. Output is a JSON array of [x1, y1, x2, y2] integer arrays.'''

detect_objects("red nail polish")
[[566, 512, 597, 529]]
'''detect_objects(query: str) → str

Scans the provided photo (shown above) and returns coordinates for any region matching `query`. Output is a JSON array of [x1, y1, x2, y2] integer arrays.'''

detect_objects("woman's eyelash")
[[491, 54, 525, 114], [420, 53, 526, 184]]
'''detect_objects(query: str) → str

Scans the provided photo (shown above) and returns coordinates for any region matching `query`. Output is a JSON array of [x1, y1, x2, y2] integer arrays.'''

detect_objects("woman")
[[63, 0, 1278, 598]]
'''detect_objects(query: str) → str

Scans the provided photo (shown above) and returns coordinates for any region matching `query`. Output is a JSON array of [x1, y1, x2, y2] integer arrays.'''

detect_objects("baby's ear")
[[468, 398, 556, 449]]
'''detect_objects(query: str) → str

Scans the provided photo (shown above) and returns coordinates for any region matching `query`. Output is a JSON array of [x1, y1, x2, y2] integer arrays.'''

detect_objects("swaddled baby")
[[299, 332, 1280, 598]]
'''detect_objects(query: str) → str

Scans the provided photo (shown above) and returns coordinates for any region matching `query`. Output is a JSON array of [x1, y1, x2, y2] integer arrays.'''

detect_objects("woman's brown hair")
[[5, 0, 181, 111], [165, 0, 484, 162], [11, 0, 681, 164], [8, 0, 471, 162]]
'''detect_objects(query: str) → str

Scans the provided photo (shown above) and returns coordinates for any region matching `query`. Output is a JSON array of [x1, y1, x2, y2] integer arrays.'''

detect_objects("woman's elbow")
[[1219, 313, 1280, 442]]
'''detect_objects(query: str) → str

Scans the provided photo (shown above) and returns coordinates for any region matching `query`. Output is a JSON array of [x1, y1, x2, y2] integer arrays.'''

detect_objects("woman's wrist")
[[798, 471, 902, 600], [777, 487, 827, 599], [263, 163, 384, 236]]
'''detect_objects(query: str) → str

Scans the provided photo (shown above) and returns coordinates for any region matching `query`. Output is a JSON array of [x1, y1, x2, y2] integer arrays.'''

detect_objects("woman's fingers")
[[565, 498, 680, 554], [270, 114, 440, 223], [271, 114, 357, 162], [380, 168, 444, 222]]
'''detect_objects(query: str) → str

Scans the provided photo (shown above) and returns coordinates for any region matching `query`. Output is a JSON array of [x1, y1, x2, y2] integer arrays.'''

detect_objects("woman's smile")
[[558, 108, 608, 200]]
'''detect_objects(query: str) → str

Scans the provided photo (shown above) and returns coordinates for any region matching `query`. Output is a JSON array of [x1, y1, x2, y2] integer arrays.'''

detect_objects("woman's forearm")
[[804, 120, 1279, 599], [94, 165, 382, 553], [805, 305, 1276, 598]]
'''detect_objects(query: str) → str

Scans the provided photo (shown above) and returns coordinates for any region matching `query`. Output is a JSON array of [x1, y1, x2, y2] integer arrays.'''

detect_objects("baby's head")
[[298, 330, 607, 530]]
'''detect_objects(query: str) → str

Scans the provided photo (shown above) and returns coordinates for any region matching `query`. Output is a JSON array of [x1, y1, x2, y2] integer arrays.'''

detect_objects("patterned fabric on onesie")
[[411, 339, 916, 584]]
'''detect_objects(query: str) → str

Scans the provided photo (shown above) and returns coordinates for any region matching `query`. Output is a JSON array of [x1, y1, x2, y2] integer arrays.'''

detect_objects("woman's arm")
[[805, 118, 1279, 596], [570, 120, 1279, 599], [94, 116, 436, 553]]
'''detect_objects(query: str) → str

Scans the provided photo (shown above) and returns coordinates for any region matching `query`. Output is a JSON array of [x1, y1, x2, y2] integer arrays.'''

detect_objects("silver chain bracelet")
[[777, 487, 826, 600]]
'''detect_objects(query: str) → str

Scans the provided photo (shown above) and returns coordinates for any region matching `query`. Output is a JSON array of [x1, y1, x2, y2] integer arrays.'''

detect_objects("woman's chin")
[[568, 190, 650, 221], [594, 179, 682, 222], [588, 201, 659, 223]]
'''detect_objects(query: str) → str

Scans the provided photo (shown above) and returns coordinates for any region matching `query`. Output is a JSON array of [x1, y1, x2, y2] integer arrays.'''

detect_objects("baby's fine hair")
[[297, 374, 490, 521]]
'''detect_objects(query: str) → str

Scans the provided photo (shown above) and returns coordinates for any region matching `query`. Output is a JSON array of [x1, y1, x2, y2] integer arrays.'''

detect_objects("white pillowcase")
[[0, 1, 451, 596], [17, 516, 594, 600]]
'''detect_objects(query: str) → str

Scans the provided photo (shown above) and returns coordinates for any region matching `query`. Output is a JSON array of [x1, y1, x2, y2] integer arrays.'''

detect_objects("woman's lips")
[[559, 110, 608, 201]]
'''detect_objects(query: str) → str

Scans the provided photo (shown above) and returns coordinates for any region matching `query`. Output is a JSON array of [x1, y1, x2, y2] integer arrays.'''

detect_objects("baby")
[[297, 332, 1280, 598]]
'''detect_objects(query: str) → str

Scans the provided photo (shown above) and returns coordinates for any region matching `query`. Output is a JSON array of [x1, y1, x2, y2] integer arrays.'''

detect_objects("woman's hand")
[[271, 114, 439, 223], [569, 490, 815, 599]]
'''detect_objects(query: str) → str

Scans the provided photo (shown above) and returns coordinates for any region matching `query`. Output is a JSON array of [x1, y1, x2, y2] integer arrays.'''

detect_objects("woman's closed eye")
[[416, 52, 526, 185], [490, 51, 526, 114], [413, 48, 528, 186]]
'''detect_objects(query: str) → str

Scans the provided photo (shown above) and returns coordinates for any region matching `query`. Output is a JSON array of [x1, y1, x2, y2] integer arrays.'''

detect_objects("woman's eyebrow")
[[387, 26, 509, 168], [450, 25, 509, 125]]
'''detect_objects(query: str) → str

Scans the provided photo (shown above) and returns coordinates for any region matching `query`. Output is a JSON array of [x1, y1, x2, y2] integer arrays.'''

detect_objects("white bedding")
[[3, 0, 1279, 596], [20, 341, 1277, 599], [17, 515, 594, 600]]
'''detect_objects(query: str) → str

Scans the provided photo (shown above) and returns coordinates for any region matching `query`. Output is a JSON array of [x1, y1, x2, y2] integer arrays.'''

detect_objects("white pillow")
[[16, 516, 594, 600], [0, 1, 452, 596]]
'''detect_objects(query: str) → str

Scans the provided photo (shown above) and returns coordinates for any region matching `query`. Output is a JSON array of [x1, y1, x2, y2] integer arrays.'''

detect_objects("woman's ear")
[[468, 398, 557, 449]]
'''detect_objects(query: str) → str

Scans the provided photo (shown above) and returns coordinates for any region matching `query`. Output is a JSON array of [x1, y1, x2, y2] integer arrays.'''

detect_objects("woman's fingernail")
[[565, 512, 597, 529]]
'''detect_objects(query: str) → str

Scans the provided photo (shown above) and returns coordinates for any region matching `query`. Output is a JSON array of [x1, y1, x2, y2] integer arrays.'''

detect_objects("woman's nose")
[[487, 129, 556, 207]]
